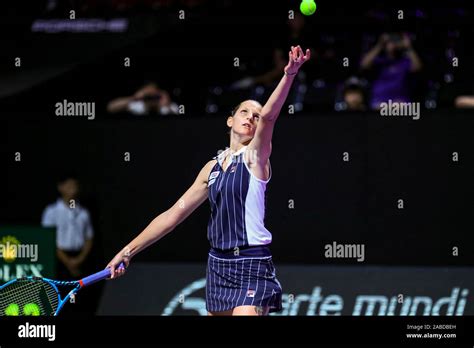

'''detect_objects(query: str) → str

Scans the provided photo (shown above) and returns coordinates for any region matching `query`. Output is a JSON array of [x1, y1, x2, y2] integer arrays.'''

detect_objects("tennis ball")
[[300, 0, 317, 16], [5, 303, 20, 316], [23, 303, 41, 316]]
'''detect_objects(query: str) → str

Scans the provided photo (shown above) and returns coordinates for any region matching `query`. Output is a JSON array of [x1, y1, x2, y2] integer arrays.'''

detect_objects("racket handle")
[[80, 262, 125, 287]]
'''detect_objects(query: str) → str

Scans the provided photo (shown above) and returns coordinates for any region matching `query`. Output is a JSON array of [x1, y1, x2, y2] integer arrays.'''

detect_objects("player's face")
[[232, 101, 262, 137]]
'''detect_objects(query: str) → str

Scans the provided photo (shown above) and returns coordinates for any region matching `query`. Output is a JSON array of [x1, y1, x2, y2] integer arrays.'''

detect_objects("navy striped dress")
[[205, 145, 282, 313]]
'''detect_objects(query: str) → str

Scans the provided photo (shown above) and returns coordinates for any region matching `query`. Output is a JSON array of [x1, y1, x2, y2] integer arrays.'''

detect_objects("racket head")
[[0, 277, 67, 316]]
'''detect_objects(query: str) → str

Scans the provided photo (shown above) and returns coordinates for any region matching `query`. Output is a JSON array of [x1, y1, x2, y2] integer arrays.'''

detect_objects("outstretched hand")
[[106, 247, 131, 279], [284, 45, 311, 75]]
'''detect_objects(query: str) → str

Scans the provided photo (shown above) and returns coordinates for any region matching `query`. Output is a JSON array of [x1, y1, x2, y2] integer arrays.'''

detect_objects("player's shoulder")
[[203, 159, 218, 175], [205, 158, 218, 168], [196, 159, 218, 182]]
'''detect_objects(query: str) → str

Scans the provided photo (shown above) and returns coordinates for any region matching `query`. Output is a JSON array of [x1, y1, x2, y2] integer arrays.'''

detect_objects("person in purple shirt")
[[361, 33, 423, 109]]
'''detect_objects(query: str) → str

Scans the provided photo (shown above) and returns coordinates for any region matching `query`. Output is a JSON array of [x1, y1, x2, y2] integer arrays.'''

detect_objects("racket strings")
[[0, 279, 59, 316]]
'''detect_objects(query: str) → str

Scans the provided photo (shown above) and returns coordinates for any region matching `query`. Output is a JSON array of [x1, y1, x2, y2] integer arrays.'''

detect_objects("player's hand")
[[106, 247, 131, 279], [284, 45, 310, 75]]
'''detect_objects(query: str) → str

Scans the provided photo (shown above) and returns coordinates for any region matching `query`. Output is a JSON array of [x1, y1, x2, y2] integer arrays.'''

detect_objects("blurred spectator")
[[342, 77, 367, 111], [107, 82, 179, 115], [361, 32, 423, 109], [231, 12, 316, 90], [455, 96, 474, 108], [41, 173, 93, 280]]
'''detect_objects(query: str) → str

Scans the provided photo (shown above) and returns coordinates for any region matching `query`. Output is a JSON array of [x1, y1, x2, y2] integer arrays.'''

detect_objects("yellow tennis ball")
[[300, 0, 317, 16], [5, 303, 20, 316], [23, 303, 41, 316]]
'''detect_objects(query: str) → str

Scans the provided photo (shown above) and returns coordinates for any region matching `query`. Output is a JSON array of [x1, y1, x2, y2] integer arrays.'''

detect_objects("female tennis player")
[[107, 45, 310, 316]]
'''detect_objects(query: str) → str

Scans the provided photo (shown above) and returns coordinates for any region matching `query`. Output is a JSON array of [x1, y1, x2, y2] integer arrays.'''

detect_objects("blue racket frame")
[[0, 262, 124, 316]]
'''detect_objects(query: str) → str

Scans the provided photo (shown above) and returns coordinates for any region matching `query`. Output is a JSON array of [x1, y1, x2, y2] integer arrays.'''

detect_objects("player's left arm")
[[247, 45, 310, 164]]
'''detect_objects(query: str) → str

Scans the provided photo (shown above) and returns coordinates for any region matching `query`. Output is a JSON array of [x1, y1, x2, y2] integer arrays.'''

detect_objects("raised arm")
[[360, 34, 387, 70], [401, 34, 422, 72], [107, 160, 215, 277], [247, 45, 310, 165]]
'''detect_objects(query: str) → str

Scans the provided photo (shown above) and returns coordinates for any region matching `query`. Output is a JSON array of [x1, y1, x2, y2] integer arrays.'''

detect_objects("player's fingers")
[[107, 263, 116, 278], [298, 46, 304, 59], [293, 48, 299, 62], [117, 267, 125, 278], [291, 46, 297, 59]]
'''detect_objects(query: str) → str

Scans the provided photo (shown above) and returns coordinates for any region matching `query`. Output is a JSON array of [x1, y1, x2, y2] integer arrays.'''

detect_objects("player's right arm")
[[107, 159, 216, 278]]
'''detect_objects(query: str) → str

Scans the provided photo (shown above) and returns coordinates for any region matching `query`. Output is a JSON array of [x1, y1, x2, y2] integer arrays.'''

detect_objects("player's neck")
[[229, 136, 250, 153]]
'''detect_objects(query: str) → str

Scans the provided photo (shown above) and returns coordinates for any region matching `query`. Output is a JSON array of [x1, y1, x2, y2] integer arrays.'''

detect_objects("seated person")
[[342, 78, 367, 111], [107, 82, 179, 115]]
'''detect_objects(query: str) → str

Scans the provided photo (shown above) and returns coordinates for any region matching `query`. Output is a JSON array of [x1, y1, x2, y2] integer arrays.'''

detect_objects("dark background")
[[4, 111, 474, 266], [1, 0, 473, 268]]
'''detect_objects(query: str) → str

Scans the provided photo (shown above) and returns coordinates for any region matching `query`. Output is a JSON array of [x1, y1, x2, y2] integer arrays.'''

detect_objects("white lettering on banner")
[[31, 19, 128, 33], [0, 264, 44, 283], [161, 280, 470, 316]]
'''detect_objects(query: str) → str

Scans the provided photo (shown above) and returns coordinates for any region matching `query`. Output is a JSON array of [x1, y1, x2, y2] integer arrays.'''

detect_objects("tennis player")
[[107, 45, 310, 316]]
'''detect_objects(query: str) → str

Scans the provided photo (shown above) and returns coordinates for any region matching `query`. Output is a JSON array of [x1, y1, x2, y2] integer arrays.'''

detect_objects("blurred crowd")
[[35, 1, 473, 115], [206, 12, 472, 114]]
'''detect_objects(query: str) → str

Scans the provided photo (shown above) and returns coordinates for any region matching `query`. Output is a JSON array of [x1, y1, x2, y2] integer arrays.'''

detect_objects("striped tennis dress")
[[205, 145, 282, 313]]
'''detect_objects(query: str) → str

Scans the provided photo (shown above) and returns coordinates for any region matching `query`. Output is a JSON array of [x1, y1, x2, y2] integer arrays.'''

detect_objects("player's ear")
[[226, 116, 233, 128]]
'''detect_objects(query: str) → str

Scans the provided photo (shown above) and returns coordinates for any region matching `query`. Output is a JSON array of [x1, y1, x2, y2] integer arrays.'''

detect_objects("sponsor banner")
[[0, 226, 56, 284], [31, 18, 128, 33], [98, 263, 474, 316]]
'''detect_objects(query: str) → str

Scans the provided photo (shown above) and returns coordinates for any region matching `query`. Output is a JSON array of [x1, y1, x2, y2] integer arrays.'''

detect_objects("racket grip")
[[80, 262, 126, 287]]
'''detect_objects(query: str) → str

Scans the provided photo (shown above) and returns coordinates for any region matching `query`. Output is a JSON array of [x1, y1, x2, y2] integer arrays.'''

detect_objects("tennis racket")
[[0, 262, 125, 316]]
